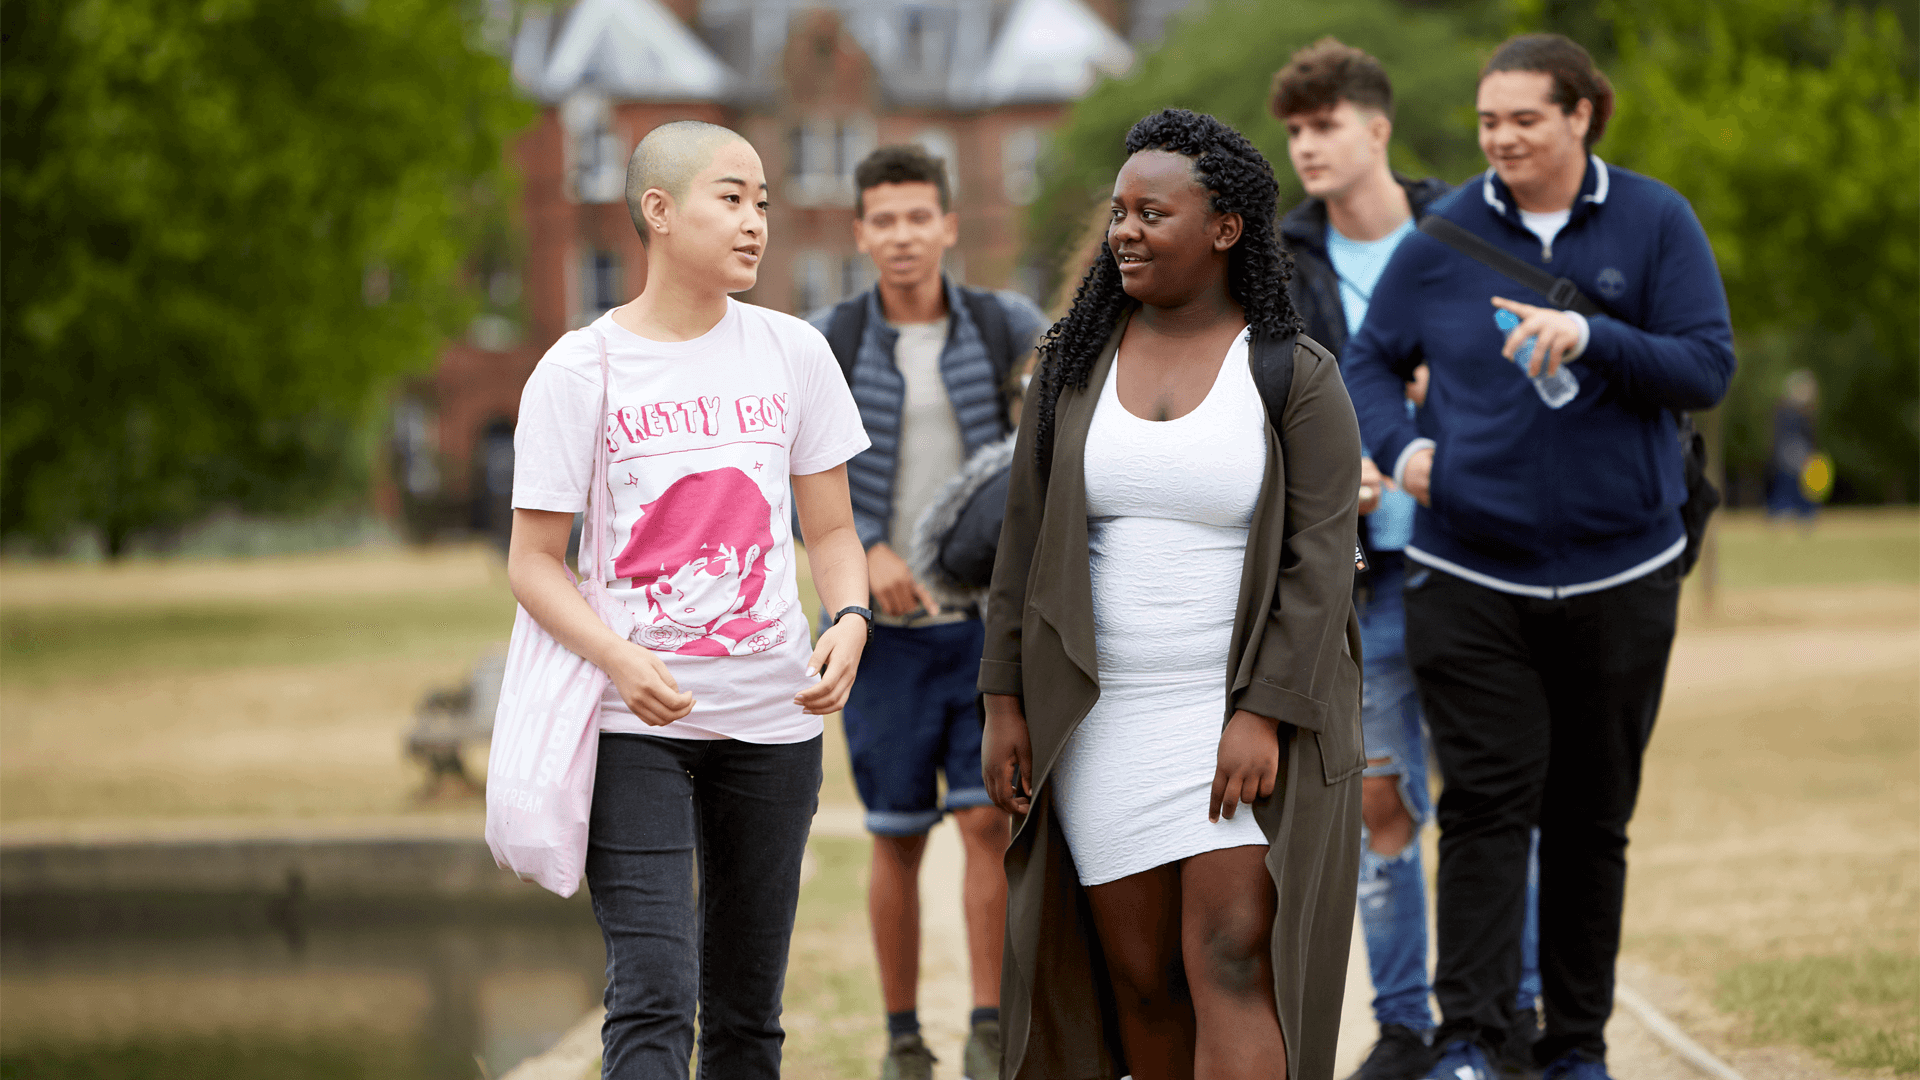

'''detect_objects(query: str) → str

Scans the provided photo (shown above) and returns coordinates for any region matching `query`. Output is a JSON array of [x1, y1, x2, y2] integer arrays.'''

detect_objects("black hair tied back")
[[1031, 108, 1299, 465]]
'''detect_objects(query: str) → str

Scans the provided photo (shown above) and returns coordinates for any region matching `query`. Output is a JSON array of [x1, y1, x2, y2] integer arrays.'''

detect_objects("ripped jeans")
[[1358, 556, 1539, 1032]]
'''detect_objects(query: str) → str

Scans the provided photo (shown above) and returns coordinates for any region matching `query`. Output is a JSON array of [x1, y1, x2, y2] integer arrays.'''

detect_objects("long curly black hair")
[[1032, 108, 1299, 465]]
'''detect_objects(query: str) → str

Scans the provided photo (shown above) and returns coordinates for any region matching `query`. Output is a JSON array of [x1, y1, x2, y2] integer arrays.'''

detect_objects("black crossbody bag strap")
[[1418, 216, 1719, 573], [1419, 216, 1603, 318]]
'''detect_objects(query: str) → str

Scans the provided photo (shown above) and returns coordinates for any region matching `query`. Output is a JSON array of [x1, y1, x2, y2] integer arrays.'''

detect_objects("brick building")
[[395, 0, 1187, 539]]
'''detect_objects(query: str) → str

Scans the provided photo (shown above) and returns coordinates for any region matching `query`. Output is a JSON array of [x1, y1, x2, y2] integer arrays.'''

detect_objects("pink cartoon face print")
[[651, 541, 762, 629], [614, 468, 789, 657]]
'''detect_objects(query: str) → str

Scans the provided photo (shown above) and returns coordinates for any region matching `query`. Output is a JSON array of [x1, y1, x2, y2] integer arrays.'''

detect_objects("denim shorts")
[[841, 619, 992, 836], [1358, 556, 1433, 826]]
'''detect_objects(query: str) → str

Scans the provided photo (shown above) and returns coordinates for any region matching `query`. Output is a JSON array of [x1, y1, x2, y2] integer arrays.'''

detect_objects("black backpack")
[[1418, 216, 1721, 575], [823, 287, 1021, 429]]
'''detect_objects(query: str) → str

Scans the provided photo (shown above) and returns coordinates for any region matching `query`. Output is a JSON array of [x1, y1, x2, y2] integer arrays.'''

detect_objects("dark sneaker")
[[879, 1032, 937, 1080], [1540, 1051, 1612, 1080], [1343, 1023, 1434, 1080], [1424, 1039, 1494, 1080], [1495, 1006, 1543, 1079], [964, 1018, 1002, 1080]]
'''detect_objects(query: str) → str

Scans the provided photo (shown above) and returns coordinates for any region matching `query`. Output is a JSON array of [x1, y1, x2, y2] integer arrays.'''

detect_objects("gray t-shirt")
[[887, 319, 966, 552]]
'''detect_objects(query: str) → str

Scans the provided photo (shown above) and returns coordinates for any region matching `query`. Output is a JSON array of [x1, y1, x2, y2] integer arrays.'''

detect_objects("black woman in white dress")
[[981, 109, 1366, 1080]]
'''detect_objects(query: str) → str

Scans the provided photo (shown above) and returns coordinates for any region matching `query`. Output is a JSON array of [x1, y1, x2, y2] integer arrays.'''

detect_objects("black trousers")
[[585, 732, 823, 1080], [1404, 559, 1681, 1063]]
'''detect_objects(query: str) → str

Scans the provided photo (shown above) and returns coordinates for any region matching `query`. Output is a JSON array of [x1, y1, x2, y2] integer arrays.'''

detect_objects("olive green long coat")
[[978, 320, 1366, 1080]]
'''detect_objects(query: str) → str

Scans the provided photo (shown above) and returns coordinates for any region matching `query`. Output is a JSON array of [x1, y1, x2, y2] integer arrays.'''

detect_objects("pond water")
[[0, 888, 607, 1079]]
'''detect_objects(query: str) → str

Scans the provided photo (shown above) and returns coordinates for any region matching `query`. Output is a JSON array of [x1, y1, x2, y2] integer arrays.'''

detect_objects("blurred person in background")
[[1270, 38, 1544, 1080], [1767, 368, 1824, 526], [508, 121, 875, 1080], [1341, 34, 1735, 1080], [809, 144, 1046, 1080], [981, 108, 1363, 1080]]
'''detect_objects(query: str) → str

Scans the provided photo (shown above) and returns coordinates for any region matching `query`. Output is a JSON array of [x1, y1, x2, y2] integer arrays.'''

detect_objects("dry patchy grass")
[[1627, 510, 1920, 1074]]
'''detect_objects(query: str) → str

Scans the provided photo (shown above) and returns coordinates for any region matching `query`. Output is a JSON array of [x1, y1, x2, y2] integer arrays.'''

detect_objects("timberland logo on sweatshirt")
[[1597, 267, 1627, 300]]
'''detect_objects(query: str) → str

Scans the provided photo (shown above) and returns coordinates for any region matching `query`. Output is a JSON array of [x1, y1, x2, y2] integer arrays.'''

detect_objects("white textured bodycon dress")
[[1048, 332, 1271, 886]]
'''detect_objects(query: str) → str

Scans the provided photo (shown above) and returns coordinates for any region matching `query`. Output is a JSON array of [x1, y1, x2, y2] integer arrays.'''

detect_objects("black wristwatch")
[[832, 605, 874, 644]]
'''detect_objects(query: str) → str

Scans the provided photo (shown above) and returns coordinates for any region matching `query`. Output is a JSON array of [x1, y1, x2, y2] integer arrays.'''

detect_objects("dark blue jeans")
[[585, 732, 822, 1079]]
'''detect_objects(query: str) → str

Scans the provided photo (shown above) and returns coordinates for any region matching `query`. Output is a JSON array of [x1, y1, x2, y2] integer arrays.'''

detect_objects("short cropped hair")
[[1481, 34, 1615, 149], [853, 144, 950, 218], [625, 120, 746, 244], [1269, 37, 1394, 121]]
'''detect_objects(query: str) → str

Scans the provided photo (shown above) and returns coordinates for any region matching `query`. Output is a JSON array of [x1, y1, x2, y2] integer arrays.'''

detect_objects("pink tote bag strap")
[[583, 328, 613, 594]]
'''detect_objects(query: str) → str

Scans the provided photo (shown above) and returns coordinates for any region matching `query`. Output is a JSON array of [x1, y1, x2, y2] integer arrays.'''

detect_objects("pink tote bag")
[[485, 328, 633, 898]]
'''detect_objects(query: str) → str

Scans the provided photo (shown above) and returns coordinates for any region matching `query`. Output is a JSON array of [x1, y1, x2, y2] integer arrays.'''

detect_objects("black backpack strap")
[[1419, 215, 1603, 317], [960, 287, 1015, 380], [1252, 330, 1368, 571], [961, 286, 1020, 434], [1250, 329, 1298, 433], [824, 294, 868, 384]]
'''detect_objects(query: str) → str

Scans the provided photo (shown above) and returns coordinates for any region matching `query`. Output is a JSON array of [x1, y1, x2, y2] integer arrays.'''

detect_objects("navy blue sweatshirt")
[[1342, 156, 1735, 595]]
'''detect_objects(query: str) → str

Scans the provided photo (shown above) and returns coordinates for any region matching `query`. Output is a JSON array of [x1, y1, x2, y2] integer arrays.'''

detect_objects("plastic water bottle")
[[1496, 309, 1578, 409]]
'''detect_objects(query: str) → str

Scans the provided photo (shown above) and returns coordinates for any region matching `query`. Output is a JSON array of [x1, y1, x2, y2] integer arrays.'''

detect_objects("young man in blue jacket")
[[1341, 35, 1735, 1080], [810, 144, 1046, 1080]]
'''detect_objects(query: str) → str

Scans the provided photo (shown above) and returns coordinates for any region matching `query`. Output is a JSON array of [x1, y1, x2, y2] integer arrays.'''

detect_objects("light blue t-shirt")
[[1327, 217, 1416, 338], [1327, 218, 1418, 551]]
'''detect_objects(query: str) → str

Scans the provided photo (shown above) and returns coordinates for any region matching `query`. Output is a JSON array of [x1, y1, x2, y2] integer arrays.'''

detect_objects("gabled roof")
[[510, 0, 1137, 110], [513, 0, 732, 104], [976, 0, 1133, 106]]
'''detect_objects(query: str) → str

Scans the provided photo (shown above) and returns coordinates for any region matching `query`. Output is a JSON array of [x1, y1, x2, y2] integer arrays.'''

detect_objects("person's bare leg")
[[953, 806, 1009, 1008], [1182, 845, 1286, 1080], [1363, 767, 1414, 856], [1085, 863, 1195, 1080], [870, 832, 930, 1013]]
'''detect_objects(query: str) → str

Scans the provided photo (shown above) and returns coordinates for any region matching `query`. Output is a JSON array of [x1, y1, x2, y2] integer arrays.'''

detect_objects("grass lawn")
[[1632, 509, 1920, 1075], [0, 546, 519, 821], [0, 543, 865, 822], [1702, 507, 1920, 590], [0, 509, 1914, 1076]]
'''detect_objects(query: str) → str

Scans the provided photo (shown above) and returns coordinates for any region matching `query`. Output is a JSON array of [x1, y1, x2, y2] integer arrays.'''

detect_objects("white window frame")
[[793, 249, 838, 315], [788, 116, 872, 208], [562, 91, 625, 205], [1001, 126, 1043, 206], [912, 127, 960, 199]]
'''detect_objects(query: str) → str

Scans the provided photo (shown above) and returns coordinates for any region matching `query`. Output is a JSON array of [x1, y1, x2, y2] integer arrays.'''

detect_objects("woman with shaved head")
[[507, 120, 877, 1079]]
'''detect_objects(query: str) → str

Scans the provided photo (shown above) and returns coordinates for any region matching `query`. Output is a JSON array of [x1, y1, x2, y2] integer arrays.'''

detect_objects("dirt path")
[[915, 822, 978, 1073]]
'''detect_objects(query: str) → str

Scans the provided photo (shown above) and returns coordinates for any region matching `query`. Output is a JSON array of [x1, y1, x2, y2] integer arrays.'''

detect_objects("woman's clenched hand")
[[983, 693, 1034, 817], [1211, 709, 1280, 822]]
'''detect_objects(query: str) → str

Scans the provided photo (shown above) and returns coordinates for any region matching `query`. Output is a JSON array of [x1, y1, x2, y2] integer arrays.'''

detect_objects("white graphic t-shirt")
[[511, 301, 870, 743]]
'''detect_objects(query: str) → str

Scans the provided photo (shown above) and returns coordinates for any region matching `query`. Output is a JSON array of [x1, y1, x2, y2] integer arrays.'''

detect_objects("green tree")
[[1590, 0, 1919, 500], [1025, 0, 1501, 308], [1, 0, 532, 554]]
